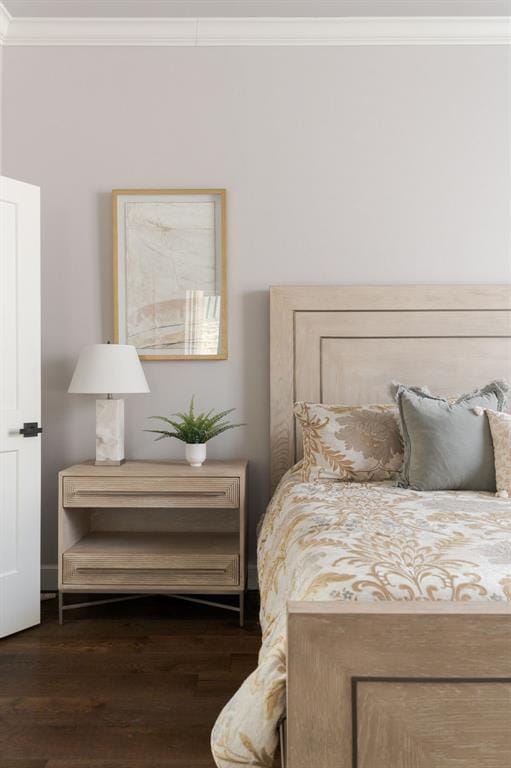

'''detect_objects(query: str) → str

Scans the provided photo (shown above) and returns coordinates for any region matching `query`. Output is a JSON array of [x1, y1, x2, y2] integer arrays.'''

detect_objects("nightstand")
[[58, 460, 248, 626]]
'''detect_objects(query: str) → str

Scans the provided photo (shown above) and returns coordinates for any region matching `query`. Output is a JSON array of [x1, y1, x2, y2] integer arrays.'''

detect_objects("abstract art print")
[[113, 189, 227, 360]]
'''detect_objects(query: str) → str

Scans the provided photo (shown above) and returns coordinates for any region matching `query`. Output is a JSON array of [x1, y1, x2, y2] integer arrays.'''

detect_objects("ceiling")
[[3, 0, 510, 18]]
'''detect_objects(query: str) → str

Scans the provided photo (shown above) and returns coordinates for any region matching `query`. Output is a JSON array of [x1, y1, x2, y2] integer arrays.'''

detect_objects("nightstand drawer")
[[63, 476, 240, 508], [63, 552, 240, 587]]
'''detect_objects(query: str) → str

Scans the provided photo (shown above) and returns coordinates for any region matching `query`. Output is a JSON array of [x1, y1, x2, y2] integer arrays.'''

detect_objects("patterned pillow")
[[294, 402, 403, 482], [486, 410, 511, 498]]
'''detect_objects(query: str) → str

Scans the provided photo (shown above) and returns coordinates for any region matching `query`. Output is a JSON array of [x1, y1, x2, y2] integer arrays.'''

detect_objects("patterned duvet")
[[211, 464, 511, 768]]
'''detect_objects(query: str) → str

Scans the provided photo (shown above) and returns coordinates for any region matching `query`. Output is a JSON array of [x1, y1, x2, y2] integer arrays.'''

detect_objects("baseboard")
[[41, 563, 259, 592], [41, 564, 58, 592]]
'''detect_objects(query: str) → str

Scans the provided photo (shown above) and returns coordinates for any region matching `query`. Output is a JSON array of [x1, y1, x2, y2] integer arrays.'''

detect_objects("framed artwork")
[[113, 188, 227, 360]]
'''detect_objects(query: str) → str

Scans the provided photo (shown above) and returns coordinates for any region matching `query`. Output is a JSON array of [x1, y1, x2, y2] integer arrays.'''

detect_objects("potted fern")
[[146, 397, 244, 467]]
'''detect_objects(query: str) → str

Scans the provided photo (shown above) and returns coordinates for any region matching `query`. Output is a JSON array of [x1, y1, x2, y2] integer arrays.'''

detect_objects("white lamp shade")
[[68, 344, 150, 395]]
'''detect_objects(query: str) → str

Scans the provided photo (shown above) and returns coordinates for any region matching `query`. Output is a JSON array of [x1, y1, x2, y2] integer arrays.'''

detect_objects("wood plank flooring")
[[0, 593, 264, 768]]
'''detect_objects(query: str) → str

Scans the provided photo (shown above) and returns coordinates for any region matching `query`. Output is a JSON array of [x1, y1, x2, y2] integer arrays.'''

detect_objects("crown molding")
[[0, 1, 11, 45], [196, 16, 511, 46], [0, 13, 509, 47]]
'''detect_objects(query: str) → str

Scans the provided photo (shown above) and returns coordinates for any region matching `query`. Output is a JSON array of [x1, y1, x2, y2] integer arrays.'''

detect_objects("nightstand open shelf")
[[58, 460, 248, 625]]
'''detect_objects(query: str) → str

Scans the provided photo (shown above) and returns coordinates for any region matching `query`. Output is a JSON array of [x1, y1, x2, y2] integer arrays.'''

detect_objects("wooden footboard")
[[287, 601, 511, 768]]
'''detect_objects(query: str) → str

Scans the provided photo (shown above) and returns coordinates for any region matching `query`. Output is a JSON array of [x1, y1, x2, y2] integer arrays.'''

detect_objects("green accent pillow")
[[392, 380, 509, 492]]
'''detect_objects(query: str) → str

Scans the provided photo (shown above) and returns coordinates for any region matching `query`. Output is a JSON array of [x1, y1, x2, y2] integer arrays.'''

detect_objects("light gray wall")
[[2, 45, 510, 568]]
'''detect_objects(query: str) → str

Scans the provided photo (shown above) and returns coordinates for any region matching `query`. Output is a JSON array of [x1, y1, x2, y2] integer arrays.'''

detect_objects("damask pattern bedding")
[[211, 465, 511, 768]]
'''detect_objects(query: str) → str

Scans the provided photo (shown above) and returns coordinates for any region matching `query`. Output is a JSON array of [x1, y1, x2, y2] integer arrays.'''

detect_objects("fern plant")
[[146, 396, 244, 444]]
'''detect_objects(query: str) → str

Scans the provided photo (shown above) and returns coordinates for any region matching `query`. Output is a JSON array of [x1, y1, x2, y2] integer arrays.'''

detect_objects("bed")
[[212, 285, 511, 768]]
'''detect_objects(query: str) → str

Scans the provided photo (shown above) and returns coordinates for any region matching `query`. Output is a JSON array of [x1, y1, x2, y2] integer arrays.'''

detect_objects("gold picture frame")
[[113, 188, 227, 361]]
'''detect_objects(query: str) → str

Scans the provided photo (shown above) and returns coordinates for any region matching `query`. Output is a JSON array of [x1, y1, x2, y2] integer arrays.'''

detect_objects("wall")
[[2, 45, 510, 574]]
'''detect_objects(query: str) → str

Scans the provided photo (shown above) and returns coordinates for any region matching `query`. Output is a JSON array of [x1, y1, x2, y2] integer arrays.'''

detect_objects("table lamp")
[[68, 343, 150, 465]]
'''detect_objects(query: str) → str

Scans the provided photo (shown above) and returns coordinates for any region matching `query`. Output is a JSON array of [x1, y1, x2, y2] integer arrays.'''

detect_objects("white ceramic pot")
[[185, 443, 207, 467]]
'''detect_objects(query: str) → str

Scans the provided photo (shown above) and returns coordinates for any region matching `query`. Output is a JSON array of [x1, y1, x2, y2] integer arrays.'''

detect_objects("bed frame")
[[270, 285, 511, 768]]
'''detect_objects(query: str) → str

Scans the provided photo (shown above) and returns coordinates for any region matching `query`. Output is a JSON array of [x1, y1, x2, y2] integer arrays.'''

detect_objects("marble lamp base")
[[95, 398, 125, 466]]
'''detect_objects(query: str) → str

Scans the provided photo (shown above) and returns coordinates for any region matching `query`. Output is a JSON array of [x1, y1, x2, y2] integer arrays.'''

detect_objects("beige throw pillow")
[[486, 409, 511, 498], [294, 402, 403, 483]]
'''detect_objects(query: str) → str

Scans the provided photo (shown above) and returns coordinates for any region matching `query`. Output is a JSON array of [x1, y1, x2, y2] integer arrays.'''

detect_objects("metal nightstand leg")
[[58, 591, 148, 623], [239, 592, 245, 628], [58, 591, 247, 625], [164, 593, 245, 625]]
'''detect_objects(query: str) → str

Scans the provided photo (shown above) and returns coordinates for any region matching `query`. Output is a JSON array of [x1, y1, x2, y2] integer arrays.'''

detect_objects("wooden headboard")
[[270, 285, 511, 491]]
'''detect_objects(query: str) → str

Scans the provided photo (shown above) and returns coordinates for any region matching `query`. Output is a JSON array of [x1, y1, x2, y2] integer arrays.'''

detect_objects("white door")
[[0, 176, 41, 638]]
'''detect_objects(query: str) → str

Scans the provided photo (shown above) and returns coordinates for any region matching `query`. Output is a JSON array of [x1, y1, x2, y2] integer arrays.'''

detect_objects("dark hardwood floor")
[[0, 593, 262, 768]]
